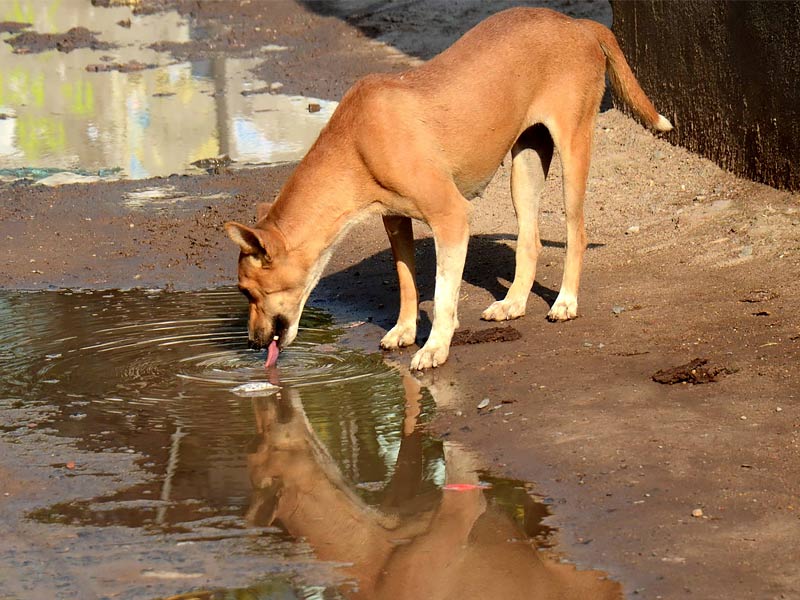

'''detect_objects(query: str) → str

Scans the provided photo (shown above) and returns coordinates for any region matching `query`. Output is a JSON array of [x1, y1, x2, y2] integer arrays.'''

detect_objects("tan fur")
[[225, 7, 671, 369]]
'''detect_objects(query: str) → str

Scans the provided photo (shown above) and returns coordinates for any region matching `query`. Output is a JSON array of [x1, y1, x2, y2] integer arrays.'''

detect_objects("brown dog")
[[225, 7, 672, 370]]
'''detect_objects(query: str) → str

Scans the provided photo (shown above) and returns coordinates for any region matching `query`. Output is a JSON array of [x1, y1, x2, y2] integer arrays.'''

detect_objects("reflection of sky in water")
[[233, 118, 268, 159], [0, 0, 338, 180]]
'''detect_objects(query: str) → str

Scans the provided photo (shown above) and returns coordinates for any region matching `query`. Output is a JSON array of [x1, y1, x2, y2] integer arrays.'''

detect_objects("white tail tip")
[[654, 114, 673, 132]]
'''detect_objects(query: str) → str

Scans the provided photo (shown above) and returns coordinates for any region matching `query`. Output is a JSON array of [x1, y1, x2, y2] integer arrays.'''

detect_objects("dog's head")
[[224, 211, 309, 351]]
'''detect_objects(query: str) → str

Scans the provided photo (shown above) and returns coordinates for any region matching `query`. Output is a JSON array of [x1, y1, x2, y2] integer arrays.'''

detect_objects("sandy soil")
[[1, 1, 799, 599]]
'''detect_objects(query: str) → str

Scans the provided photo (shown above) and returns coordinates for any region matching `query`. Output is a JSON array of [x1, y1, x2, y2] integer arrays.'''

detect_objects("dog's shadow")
[[315, 232, 603, 337]]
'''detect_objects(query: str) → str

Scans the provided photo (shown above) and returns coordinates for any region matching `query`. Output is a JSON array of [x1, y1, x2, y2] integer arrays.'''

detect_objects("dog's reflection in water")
[[245, 372, 622, 600]]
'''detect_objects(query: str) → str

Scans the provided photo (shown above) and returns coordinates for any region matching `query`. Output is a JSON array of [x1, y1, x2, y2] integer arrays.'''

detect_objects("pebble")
[[612, 305, 626, 315], [269, 81, 284, 91], [776, 407, 783, 412], [477, 398, 490, 410], [711, 199, 731, 211], [691, 508, 704, 518], [626, 225, 640, 234], [342, 320, 366, 328]]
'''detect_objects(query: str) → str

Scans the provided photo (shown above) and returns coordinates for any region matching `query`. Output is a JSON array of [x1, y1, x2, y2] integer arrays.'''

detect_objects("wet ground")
[[0, 1, 799, 599], [0, 288, 618, 599], [0, 0, 336, 181]]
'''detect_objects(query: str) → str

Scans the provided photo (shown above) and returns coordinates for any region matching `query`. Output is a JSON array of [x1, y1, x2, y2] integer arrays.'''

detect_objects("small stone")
[[66, 461, 76, 470], [269, 81, 284, 91], [776, 407, 783, 412], [626, 225, 640, 234], [691, 508, 704, 518], [612, 305, 626, 315], [455, 410, 463, 417], [477, 398, 490, 410], [740, 415, 747, 420], [693, 194, 706, 202], [739, 245, 753, 258], [711, 199, 731, 211]]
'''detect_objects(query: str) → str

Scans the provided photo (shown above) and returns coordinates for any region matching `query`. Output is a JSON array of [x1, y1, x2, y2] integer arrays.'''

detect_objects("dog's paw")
[[410, 343, 450, 370], [380, 323, 416, 350], [481, 299, 526, 321], [546, 296, 578, 322]]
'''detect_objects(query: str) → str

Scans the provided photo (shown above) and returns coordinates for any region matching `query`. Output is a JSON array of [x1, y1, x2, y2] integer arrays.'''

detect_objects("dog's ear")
[[245, 478, 284, 527], [224, 222, 268, 257], [224, 221, 287, 265], [256, 202, 272, 222]]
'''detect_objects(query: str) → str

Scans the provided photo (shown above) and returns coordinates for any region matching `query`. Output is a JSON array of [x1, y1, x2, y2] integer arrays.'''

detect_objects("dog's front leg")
[[380, 215, 418, 350], [410, 205, 469, 370]]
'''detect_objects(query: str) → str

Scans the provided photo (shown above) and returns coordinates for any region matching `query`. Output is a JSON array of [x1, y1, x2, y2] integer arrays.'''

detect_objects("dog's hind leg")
[[482, 125, 553, 321], [380, 215, 419, 349], [546, 118, 594, 322], [410, 181, 470, 370]]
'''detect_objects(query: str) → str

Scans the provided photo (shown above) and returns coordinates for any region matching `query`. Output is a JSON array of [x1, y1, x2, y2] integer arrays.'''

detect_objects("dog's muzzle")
[[249, 315, 290, 350]]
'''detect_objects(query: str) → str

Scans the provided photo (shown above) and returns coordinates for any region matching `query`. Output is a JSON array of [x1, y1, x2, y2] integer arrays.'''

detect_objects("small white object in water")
[[36, 172, 104, 186], [231, 381, 279, 396]]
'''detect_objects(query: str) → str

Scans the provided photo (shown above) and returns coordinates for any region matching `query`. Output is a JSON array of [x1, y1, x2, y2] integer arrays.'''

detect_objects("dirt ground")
[[1, 1, 799, 599]]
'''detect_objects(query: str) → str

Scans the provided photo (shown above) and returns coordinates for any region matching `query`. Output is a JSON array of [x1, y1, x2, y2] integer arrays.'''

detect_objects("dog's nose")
[[248, 336, 268, 351], [248, 315, 289, 350], [248, 327, 274, 350]]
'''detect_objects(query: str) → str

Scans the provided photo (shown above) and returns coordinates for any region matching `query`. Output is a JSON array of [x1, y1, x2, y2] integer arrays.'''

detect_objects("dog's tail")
[[581, 19, 673, 132]]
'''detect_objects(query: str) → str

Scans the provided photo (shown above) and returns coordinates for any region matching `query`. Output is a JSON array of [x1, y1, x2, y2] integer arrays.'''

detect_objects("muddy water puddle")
[[0, 288, 621, 599], [0, 0, 336, 182]]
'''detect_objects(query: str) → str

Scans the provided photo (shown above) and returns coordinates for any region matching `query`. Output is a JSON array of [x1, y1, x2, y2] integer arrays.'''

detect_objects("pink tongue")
[[265, 339, 280, 369]]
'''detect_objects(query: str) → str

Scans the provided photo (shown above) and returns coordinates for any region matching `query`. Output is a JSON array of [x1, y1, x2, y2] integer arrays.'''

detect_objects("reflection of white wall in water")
[[231, 96, 337, 165], [0, 118, 18, 158], [116, 63, 220, 179], [0, 0, 192, 175], [0, 0, 339, 179]]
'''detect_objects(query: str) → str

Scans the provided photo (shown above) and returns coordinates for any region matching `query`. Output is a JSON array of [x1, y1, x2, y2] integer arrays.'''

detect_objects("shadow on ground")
[[316, 232, 604, 337], [300, 0, 610, 60]]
